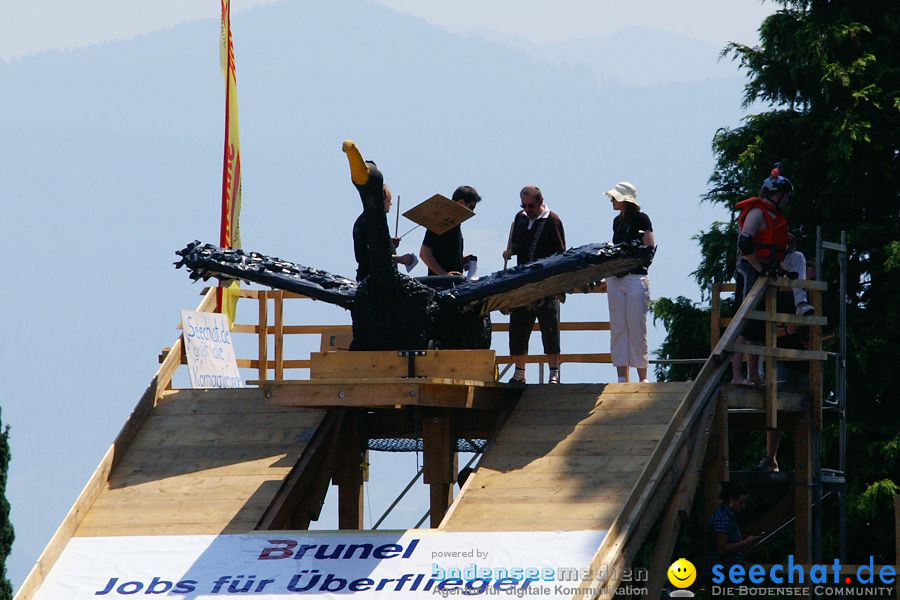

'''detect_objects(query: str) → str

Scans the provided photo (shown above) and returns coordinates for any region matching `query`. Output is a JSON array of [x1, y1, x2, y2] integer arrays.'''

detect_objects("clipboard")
[[402, 194, 474, 235]]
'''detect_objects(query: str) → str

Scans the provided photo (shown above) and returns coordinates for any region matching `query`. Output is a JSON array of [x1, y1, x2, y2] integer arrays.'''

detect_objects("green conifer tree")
[[654, 0, 899, 561], [0, 407, 13, 600]]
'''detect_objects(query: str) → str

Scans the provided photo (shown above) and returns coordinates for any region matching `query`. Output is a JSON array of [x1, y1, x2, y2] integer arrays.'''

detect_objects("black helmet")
[[761, 164, 794, 197]]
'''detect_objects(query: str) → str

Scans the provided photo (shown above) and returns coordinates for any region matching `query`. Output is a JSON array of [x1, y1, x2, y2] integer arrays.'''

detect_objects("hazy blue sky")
[[3, 0, 778, 592], [0, 0, 772, 58]]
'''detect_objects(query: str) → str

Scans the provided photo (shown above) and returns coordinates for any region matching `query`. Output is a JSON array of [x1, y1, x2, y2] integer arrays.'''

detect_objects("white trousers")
[[781, 251, 809, 307], [606, 274, 650, 368]]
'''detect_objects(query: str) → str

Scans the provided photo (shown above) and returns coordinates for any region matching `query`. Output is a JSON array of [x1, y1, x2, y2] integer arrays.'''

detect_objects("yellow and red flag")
[[217, 0, 242, 325]]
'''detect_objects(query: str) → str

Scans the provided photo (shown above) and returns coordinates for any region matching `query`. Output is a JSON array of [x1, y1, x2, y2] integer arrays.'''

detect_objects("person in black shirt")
[[352, 184, 415, 281], [604, 181, 656, 383], [419, 185, 481, 276]]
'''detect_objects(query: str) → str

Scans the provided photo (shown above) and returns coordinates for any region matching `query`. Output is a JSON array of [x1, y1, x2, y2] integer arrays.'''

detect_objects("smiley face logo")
[[667, 558, 696, 588]]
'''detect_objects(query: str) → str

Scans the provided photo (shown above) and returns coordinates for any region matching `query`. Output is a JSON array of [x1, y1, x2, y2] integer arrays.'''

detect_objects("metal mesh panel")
[[367, 438, 487, 453]]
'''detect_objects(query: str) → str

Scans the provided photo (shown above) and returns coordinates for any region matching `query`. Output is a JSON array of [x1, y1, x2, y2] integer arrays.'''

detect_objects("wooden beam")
[[582, 402, 716, 597], [645, 398, 717, 599], [422, 409, 457, 528], [257, 294, 268, 383], [577, 358, 728, 596], [745, 310, 827, 326], [768, 277, 828, 291], [256, 410, 343, 529], [724, 385, 807, 412], [332, 411, 367, 530], [712, 276, 768, 358], [274, 291, 284, 381], [794, 411, 813, 563], [765, 285, 778, 429], [710, 283, 722, 348], [728, 343, 828, 361], [262, 379, 520, 410], [727, 411, 798, 433], [310, 350, 496, 382], [703, 392, 730, 526]]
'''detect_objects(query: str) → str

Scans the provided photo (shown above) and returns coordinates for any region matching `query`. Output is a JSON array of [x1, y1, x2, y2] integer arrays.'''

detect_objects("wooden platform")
[[73, 389, 325, 537], [440, 382, 692, 531]]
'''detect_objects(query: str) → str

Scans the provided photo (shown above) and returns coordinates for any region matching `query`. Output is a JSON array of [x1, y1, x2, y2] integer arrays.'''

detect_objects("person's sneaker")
[[796, 301, 814, 316], [753, 456, 780, 472], [548, 372, 560, 384], [508, 376, 526, 386]]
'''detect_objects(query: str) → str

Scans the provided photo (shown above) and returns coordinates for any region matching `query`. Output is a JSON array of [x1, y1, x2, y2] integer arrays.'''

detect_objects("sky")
[[2, 0, 779, 593], [0, 0, 772, 59]]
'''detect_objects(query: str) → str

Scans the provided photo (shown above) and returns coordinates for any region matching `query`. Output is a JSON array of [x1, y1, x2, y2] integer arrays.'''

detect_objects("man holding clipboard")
[[418, 185, 481, 276]]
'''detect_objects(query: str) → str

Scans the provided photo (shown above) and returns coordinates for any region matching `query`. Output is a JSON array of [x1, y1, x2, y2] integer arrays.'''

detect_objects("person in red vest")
[[731, 166, 794, 472], [730, 166, 793, 389]]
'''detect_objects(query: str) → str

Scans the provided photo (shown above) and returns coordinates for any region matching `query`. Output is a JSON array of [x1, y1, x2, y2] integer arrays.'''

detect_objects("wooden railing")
[[710, 277, 828, 429], [212, 287, 616, 383]]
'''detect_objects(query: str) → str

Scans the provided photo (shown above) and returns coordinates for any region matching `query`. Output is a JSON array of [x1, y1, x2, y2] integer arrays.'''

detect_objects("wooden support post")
[[808, 288, 823, 432], [422, 409, 457, 528], [710, 283, 722, 348], [645, 398, 717, 599], [257, 293, 268, 383], [794, 411, 813, 563], [703, 390, 730, 523], [258, 411, 344, 530], [274, 291, 285, 382], [333, 410, 368, 530], [765, 284, 778, 429]]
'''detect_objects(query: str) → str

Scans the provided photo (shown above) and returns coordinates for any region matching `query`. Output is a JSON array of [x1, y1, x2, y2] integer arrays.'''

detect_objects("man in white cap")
[[604, 181, 655, 383]]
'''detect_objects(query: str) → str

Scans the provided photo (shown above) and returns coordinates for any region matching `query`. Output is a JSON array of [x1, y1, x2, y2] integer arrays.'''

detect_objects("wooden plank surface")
[[441, 383, 687, 531], [15, 290, 218, 600], [72, 390, 326, 538]]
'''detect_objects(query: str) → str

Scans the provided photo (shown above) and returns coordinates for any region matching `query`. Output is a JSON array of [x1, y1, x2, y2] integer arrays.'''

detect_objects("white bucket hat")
[[604, 181, 639, 210]]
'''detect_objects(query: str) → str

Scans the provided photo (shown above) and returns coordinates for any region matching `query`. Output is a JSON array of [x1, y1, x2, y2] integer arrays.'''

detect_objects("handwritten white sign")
[[180, 310, 243, 389]]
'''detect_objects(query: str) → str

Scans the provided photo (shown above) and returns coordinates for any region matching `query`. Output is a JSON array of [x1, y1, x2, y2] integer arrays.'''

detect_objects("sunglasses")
[[520, 202, 538, 210]]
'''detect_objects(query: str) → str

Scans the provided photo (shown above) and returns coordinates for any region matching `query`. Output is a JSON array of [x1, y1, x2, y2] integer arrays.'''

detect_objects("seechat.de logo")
[[667, 558, 696, 597]]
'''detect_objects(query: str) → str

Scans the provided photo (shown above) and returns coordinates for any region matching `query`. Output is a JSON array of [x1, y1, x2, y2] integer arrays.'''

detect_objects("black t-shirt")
[[422, 225, 463, 275], [612, 211, 653, 275]]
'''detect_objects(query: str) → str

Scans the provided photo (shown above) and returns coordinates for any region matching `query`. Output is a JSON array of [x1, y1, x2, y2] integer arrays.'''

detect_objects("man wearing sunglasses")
[[502, 185, 567, 384], [419, 185, 481, 276]]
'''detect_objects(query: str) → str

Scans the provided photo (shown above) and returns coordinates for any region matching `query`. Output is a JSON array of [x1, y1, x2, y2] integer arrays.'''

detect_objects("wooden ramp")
[[73, 388, 326, 537], [441, 382, 693, 531]]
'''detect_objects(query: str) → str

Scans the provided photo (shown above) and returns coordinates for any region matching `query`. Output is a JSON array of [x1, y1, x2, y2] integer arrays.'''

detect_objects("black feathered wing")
[[175, 241, 358, 309], [438, 242, 654, 312]]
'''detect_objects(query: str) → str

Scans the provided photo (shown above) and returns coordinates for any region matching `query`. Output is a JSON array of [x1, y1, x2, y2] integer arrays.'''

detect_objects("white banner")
[[34, 530, 607, 599], [181, 310, 242, 389]]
